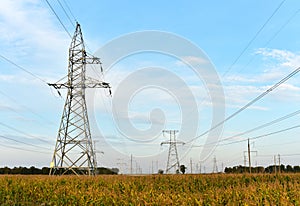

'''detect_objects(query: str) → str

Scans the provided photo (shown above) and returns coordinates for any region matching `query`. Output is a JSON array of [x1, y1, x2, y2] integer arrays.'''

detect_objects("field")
[[0, 174, 300, 205]]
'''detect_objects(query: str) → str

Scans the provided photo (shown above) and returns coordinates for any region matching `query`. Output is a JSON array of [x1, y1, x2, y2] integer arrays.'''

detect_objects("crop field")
[[0, 174, 300, 205]]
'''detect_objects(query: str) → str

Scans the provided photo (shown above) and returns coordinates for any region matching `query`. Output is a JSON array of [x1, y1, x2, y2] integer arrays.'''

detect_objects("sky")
[[1, 0, 300, 174]]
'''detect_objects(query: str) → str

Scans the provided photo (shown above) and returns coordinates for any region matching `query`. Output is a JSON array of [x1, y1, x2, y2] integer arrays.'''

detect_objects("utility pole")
[[48, 23, 111, 175], [244, 139, 257, 174], [161, 130, 184, 174], [190, 158, 193, 174], [130, 154, 133, 175], [221, 162, 224, 173], [93, 140, 104, 175], [278, 154, 281, 173], [151, 160, 154, 174], [274, 155, 277, 174], [248, 138, 251, 174], [199, 163, 202, 174]]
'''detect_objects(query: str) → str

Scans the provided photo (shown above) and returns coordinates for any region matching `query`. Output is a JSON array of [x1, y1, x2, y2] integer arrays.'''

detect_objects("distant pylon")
[[48, 23, 111, 175], [161, 130, 184, 174], [212, 156, 218, 173]]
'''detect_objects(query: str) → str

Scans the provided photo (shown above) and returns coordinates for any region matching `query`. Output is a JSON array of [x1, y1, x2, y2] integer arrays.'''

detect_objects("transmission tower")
[[161, 130, 185, 174], [48, 23, 111, 175], [212, 156, 218, 173]]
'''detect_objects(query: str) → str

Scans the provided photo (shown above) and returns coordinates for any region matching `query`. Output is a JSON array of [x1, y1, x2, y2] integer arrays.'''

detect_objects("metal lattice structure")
[[48, 23, 111, 175], [161, 130, 185, 174]]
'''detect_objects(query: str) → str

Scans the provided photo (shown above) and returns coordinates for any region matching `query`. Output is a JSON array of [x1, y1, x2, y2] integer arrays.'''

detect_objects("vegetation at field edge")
[[0, 174, 299, 205]]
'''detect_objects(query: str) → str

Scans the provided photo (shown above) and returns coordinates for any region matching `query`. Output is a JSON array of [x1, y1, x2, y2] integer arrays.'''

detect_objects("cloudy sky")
[[1, 0, 300, 173]]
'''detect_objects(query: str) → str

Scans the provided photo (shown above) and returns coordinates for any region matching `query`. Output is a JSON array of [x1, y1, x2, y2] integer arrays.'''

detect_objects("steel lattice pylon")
[[161, 130, 185, 174], [48, 23, 111, 175]]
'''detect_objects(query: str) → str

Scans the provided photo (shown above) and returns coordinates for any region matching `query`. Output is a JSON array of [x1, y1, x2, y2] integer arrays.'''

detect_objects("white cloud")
[[255, 48, 300, 69], [0, 74, 15, 81], [0, 0, 70, 71], [222, 48, 300, 108]]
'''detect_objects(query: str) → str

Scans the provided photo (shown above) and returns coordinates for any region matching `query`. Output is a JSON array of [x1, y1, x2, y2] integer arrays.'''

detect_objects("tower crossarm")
[[85, 77, 111, 89], [160, 141, 169, 146], [85, 55, 101, 65], [160, 141, 185, 146], [48, 78, 111, 95]]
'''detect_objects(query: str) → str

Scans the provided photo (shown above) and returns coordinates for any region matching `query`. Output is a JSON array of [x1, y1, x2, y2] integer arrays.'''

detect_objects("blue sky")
[[1, 0, 300, 173]]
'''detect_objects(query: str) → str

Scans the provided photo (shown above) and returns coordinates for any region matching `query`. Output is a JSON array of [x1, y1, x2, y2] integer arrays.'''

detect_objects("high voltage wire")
[[222, 0, 286, 76], [0, 143, 50, 154], [56, 0, 75, 27], [224, 109, 300, 140], [257, 153, 300, 157], [61, 0, 77, 22], [187, 66, 300, 145], [45, 0, 72, 38], [182, 1, 292, 146], [0, 54, 57, 127], [0, 135, 49, 151], [233, 8, 300, 76], [280, 153, 300, 157], [0, 54, 47, 84], [0, 90, 57, 126], [45, 0, 107, 84], [0, 122, 52, 145], [220, 124, 300, 146], [192, 108, 300, 148]]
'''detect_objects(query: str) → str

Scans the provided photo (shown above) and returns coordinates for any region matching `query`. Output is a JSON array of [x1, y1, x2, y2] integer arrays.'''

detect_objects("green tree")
[[180, 165, 186, 174]]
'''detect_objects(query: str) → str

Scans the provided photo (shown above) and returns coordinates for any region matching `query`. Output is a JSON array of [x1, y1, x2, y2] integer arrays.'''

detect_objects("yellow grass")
[[0, 174, 299, 205]]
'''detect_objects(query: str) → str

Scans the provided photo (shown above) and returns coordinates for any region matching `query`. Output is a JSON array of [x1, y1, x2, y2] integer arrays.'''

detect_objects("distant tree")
[[110, 168, 119, 174], [280, 164, 285, 172], [286, 165, 293, 173], [180, 165, 186, 174], [253, 167, 264, 173], [293, 166, 300, 173], [42, 167, 50, 175], [225, 167, 234, 173], [96, 167, 118, 174], [2, 166, 11, 174], [158, 169, 164, 174]]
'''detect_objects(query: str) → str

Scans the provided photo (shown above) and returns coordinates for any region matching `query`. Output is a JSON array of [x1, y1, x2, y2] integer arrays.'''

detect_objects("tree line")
[[0, 166, 119, 175], [224, 164, 300, 174]]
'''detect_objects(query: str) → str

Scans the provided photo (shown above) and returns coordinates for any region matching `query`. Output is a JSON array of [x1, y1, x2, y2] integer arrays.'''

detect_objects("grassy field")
[[0, 174, 299, 205]]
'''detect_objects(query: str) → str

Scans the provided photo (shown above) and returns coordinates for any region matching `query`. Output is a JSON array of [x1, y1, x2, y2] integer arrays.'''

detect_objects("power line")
[[192, 108, 300, 148], [234, 8, 300, 75], [45, 0, 104, 81], [224, 109, 300, 140], [257, 153, 300, 157], [0, 122, 52, 145], [0, 135, 49, 151], [61, 0, 77, 22], [222, 0, 286, 76], [220, 124, 300, 146], [56, 0, 75, 27], [0, 139, 50, 154], [280, 153, 300, 157], [0, 90, 57, 126], [0, 54, 47, 84], [187, 66, 300, 144], [45, 0, 72, 39]]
